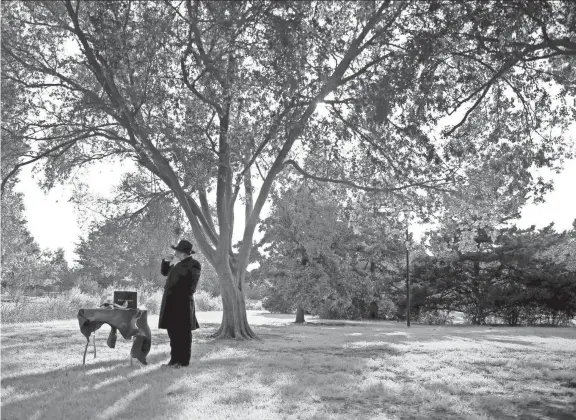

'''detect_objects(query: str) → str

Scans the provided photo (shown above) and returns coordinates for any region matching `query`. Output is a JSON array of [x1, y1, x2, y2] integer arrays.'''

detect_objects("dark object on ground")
[[295, 305, 305, 323], [77, 308, 151, 365], [368, 301, 378, 319], [162, 360, 186, 368], [99, 302, 127, 309]]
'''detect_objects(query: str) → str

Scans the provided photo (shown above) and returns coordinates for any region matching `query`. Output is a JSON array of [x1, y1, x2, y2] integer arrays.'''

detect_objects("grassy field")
[[1, 311, 575, 420]]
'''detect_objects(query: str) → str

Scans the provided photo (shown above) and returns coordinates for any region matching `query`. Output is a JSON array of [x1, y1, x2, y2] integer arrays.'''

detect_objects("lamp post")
[[405, 221, 410, 328], [378, 207, 412, 328]]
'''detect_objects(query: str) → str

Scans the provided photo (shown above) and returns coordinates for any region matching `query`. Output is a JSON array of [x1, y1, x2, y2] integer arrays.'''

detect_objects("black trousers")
[[167, 326, 192, 365]]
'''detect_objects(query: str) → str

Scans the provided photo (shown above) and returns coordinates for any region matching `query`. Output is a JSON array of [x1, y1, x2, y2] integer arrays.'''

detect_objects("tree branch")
[[236, 0, 398, 277], [282, 159, 455, 195], [230, 99, 300, 204], [1, 137, 80, 193], [443, 56, 519, 136], [338, 52, 393, 86], [185, 0, 227, 87]]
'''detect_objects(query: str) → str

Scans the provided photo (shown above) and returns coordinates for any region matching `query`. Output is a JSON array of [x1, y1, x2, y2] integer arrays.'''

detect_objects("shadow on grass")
[[2, 320, 575, 420], [1, 324, 254, 419], [259, 313, 296, 319]]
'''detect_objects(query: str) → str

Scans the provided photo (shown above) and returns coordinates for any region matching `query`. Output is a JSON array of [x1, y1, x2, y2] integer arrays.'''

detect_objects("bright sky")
[[13, 162, 270, 266], [9, 19, 575, 268], [12, 155, 576, 266]]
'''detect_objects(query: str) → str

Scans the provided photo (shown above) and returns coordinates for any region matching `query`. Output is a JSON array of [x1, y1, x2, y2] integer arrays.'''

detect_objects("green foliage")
[[262, 289, 294, 314], [74, 199, 219, 295], [254, 181, 406, 319], [193, 290, 223, 312], [0, 287, 100, 324], [413, 224, 576, 325], [4, 0, 574, 248], [0, 188, 43, 289], [2, 1, 575, 330], [374, 294, 397, 320], [318, 297, 362, 320], [418, 310, 454, 326]]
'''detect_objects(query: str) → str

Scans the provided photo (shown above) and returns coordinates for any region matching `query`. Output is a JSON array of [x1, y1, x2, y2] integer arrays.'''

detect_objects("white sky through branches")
[[13, 156, 576, 266], [10, 29, 576, 266]]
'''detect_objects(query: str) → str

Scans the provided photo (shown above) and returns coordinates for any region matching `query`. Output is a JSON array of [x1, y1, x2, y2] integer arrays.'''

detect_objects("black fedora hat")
[[171, 239, 195, 254]]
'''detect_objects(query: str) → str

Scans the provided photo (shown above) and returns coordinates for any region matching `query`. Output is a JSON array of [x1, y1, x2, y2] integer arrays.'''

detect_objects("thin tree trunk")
[[295, 304, 305, 323], [244, 168, 253, 223]]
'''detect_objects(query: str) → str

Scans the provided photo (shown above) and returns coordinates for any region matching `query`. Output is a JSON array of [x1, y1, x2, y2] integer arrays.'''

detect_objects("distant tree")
[[74, 198, 220, 294], [39, 248, 73, 289], [254, 180, 407, 321], [534, 219, 576, 271], [414, 224, 576, 325], [1, 75, 42, 290], [0, 188, 43, 290]]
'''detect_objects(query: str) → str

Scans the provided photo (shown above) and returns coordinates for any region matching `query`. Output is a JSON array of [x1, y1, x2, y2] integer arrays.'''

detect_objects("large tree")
[[2, 1, 575, 338], [1, 63, 42, 290]]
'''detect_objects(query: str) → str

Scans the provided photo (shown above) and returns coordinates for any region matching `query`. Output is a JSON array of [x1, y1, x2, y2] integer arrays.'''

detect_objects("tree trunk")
[[295, 304, 305, 323], [211, 260, 257, 339]]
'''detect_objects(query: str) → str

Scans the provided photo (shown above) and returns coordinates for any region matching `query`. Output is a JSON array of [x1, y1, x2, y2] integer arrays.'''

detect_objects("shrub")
[[318, 298, 362, 320], [136, 288, 225, 313], [419, 310, 454, 325], [243, 284, 263, 300], [67, 287, 101, 311], [376, 295, 397, 320], [75, 275, 101, 295], [196, 267, 221, 297], [262, 291, 294, 313], [0, 283, 233, 324], [245, 299, 263, 310], [0, 287, 100, 324], [194, 290, 223, 311], [140, 289, 163, 314]]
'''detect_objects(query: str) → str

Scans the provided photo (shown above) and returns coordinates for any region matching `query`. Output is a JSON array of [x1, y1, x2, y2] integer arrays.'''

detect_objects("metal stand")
[[129, 336, 134, 366], [83, 339, 89, 365], [82, 331, 97, 365]]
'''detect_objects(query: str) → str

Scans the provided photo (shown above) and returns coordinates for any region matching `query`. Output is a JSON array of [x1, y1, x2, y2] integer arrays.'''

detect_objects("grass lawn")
[[1, 311, 575, 420]]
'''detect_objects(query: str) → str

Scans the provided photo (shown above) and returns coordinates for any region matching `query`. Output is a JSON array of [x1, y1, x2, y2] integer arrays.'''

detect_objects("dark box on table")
[[113, 291, 137, 309]]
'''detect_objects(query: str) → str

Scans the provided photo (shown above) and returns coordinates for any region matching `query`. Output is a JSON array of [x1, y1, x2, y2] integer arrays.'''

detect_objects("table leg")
[[130, 336, 133, 366], [83, 338, 89, 365], [93, 331, 97, 358]]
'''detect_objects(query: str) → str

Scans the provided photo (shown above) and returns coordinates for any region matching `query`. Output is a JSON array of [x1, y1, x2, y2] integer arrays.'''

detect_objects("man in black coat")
[[159, 239, 201, 367]]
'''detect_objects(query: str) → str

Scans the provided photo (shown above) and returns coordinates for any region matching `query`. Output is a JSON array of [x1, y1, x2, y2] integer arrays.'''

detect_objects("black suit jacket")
[[158, 256, 201, 330]]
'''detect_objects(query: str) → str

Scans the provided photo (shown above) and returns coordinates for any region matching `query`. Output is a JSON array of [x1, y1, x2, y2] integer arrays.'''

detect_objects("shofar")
[[77, 308, 151, 365]]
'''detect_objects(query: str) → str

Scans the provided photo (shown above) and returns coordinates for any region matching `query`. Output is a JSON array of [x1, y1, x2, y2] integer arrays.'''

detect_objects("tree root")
[[210, 323, 261, 340]]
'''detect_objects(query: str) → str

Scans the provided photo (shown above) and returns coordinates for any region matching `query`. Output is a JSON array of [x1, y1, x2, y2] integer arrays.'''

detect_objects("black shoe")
[[161, 360, 178, 367]]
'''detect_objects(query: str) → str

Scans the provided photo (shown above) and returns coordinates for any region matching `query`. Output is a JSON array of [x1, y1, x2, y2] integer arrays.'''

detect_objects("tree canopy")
[[2, 0, 575, 337], [413, 222, 576, 325]]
